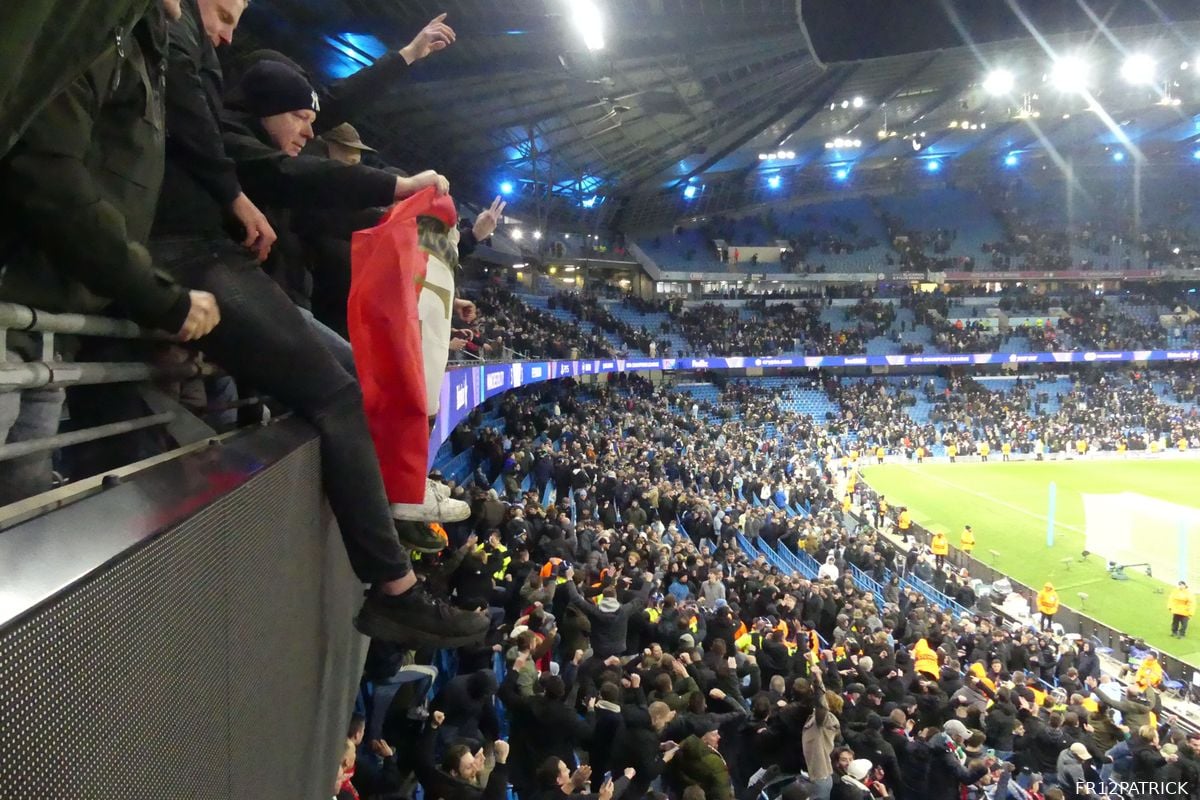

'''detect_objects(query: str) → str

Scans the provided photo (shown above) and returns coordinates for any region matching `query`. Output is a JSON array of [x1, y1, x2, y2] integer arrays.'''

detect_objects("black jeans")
[[1173, 613, 1189, 636], [152, 238, 408, 584]]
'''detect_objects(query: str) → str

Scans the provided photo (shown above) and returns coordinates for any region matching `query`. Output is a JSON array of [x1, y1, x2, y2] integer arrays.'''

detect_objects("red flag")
[[348, 188, 455, 504]]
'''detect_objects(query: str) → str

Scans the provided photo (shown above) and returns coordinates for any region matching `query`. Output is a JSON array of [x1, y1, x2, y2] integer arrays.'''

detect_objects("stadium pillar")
[[1047, 482, 1056, 548], [1180, 520, 1189, 584]]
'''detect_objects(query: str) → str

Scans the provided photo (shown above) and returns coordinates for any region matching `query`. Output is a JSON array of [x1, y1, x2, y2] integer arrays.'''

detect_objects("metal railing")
[[0, 301, 220, 497]]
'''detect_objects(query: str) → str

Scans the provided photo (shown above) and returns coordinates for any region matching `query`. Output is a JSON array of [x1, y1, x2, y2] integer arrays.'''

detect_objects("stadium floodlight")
[[926, 159, 941, 173], [683, 185, 698, 199], [841, 100, 849, 109], [852, 96, 865, 108], [1193, 149, 1200, 160], [512, 229, 524, 240], [500, 181, 514, 195], [1004, 153, 1019, 167], [983, 68, 1015, 96], [1121, 53, 1156, 86], [1050, 55, 1091, 93], [1112, 150, 1126, 162], [834, 168, 849, 181], [570, 0, 605, 51], [533, 230, 543, 240], [767, 175, 782, 189]]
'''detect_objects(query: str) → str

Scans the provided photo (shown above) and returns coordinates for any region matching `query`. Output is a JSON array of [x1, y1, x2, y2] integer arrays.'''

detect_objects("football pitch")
[[862, 458, 1200, 665]]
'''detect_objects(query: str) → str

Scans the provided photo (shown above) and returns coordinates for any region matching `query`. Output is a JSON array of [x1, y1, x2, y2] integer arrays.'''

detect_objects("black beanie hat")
[[237, 61, 319, 118]]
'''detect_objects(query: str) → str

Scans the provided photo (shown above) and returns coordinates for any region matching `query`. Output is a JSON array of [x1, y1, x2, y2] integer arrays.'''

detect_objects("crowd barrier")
[[0, 301, 221, 469]]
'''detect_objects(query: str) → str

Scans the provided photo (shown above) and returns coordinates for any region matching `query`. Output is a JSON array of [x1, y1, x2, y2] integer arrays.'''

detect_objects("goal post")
[[1082, 492, 1200, 585]]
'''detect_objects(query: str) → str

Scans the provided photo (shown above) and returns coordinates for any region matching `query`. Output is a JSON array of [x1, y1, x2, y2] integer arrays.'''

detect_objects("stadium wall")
[[0, 419, 365, 800]]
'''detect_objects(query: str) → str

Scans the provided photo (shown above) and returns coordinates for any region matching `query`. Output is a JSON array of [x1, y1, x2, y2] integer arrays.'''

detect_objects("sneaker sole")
[[401, 540, 448, 554], [353, 607, 488, 648], [392, 505, 472, 524]]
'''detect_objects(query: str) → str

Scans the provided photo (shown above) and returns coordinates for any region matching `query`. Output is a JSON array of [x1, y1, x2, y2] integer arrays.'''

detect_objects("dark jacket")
[[566, 582, 647, 659], [0, 0, 150, 158], [830, 778, 872, 800], [924, 733, 988, 800], [588, 701, 625, 777], [156, 103, 396, 237], [611, 704, 667, 794], [899, 737, 933, 800], [498, 669, 593, 792], [432, 671, 500, 745], [670, 734, 733, 800], [0, 2, 190, 333], [162, 0, 240, 211], [415, 724, 509, 800]]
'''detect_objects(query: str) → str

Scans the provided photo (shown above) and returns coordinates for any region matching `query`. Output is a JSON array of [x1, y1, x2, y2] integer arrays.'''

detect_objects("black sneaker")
[[394, 519, 447, 554], [355, 585, 489, 647]]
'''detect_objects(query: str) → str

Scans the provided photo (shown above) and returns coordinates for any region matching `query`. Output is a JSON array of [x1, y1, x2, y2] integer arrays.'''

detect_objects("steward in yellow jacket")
[[960, 525, 975, 554], [1170, 581, 1195, 638], [1037, 583, 1059, 632]]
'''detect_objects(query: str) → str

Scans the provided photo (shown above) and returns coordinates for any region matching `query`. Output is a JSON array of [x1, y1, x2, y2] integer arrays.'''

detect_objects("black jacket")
[[923, 734, 988, 800], [0, 2, 189, 333], [567, 582, 647, 659], [0, 0, 150, 158], [156, 105, 396, 235], [415, 724, 509, 800], [588, 702, 625, 776], [163, 0, 240, 210], [611, 704, 667, 794], [498, 669, 593, 792]]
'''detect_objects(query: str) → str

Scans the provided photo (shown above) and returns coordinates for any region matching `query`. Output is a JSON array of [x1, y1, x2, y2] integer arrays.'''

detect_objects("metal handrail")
[[0, 413, 176, 461], [0, 302, 172, 340], [0, 361, 212, 393]]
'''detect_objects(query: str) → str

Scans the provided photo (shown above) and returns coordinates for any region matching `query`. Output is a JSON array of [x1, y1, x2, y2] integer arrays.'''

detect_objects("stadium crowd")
[[341, 374, 1200, 800], [450, 285, 1200, 362], [4, 5, 1200, 800]]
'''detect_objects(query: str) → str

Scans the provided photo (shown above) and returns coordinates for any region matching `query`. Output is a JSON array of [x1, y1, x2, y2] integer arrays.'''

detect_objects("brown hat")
[[323, 122, 376, 152]]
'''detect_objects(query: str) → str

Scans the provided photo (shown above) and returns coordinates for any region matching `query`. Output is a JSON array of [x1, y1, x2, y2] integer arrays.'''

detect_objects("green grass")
[[862, 459, 1200, 666]]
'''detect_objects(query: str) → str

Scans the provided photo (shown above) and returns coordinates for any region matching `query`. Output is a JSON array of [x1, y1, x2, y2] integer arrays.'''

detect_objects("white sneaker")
[[427, 479, 451, 500], [393, 486, 471, 523]]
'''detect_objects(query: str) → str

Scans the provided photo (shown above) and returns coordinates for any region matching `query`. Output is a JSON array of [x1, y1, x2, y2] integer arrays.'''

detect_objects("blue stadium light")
[[834, 168, 849, 181], [500, 181, 514, 195], [926, 159, 941, 173], [1193, 149, 1200, 161], [683, 185, 698, 200], [1112, 151, 1126, 163], [767, 175, 782, 189], [1004, 153, 1019, 167]]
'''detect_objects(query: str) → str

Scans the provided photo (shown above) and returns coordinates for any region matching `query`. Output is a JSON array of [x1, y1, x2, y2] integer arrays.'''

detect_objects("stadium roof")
[[237, 1, 1200, 223]]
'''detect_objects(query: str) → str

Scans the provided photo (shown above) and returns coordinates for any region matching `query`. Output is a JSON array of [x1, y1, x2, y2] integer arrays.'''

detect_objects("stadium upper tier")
[[481, 286, 1200, 359], [632, 177, 1200, 273]]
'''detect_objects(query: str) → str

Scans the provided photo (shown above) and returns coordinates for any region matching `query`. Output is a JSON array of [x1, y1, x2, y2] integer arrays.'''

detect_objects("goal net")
[[1082, 493, 1200, 587]]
